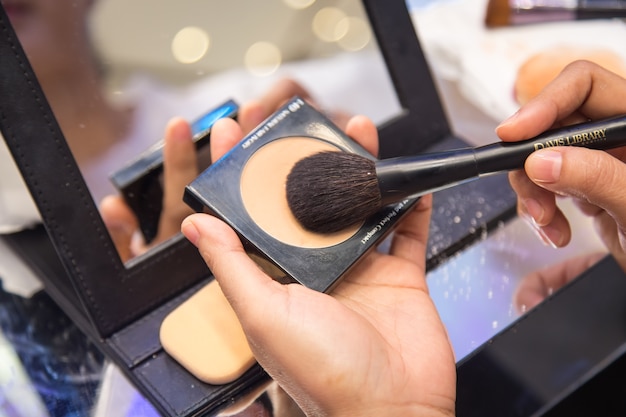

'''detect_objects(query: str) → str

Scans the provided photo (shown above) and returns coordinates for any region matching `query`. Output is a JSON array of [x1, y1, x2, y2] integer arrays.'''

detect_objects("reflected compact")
[[110, 99, 239, 243], [184, 97, 418, 292]]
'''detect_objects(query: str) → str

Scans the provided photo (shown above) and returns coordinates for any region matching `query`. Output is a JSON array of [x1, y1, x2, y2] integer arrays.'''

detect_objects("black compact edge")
[[110, 99, 239, 244], [185, 97, 418, 293]]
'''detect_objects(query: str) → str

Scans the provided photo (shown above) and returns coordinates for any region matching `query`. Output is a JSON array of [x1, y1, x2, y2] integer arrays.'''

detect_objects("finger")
[[508, 170, 557, 227], [594, 212, 626, 273], [181, 214, 284, 325], [526, 147, 626, 225], [525, 147, 626, 247], [100, 195, 138, 262], [523, 202, 571, 248], [182, 213, 363, 403], [388, 194, 433, 269], [238, 100, 267, 135], [572, 197, 603, 217], [343, 115, 379, 157], [592, 209, 626, 273], [159, 118, 197, 240], [181, 214, 337, 383], [508, 170, 572, 247], [513, 252, 606, 313], [210, 118, 245, 162], [327, 109, 352, 131], [497, 61, 626, 142], [257, 78, 313, 111]]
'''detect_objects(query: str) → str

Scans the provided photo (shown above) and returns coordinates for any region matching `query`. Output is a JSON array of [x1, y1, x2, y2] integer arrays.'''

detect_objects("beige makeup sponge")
[[160, 280, 256, 385], [514, 46, 626, 105]]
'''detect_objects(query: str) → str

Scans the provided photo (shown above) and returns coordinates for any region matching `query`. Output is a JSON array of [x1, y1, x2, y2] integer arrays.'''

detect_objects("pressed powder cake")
[[240, 136, 360, 248]]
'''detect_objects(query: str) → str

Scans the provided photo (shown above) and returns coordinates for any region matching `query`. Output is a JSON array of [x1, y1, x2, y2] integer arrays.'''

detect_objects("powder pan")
[[185, 96, 418, 293]]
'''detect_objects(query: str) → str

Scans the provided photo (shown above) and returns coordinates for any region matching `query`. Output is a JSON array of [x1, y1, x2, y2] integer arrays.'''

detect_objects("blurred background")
[[90, 0, 378, 88]]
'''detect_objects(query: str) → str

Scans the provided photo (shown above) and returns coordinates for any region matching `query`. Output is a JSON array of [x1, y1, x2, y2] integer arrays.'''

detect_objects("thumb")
[[181, 214, 285, 327], [525, 147, 626, 219]]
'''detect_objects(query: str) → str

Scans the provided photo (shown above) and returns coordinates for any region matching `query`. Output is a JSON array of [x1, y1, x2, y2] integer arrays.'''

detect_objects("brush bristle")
[[286, 151, 382, 233]]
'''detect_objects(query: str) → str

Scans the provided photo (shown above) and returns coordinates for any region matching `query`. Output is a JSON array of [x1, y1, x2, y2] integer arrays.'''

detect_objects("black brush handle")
[[376, 115, 626, 205], [474, 114, 626, 173]]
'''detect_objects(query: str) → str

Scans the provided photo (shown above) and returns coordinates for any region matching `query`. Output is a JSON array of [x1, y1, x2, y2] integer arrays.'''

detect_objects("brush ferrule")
[[375, 149, 479, 205]]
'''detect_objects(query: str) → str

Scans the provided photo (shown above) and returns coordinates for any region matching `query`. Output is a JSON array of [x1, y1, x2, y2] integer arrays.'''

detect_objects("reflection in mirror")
[[88, 0, 402, 201], [4, 0, 401, 261], [91, 0, 400, 125], [402, 0, 608, 370], [426, 200, 606, 362]]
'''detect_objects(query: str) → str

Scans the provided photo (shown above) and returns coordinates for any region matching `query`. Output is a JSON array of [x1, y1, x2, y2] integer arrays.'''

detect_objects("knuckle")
[[565, 151, 614, 196]]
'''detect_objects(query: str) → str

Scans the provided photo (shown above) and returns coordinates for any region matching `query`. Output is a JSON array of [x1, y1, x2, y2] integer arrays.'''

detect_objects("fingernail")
[[530, 223, 562, 249], [522, 213, 562, 248], [522, 198, 544, 226], [528, 150, 562, 183], [538, 225, 563, 248], [497, 109, 520, 130], [181, 218, 199, 246]]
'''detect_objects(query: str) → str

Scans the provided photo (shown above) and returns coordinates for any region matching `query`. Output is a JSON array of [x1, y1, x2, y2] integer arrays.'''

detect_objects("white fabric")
[[410, 0, 626, 122]]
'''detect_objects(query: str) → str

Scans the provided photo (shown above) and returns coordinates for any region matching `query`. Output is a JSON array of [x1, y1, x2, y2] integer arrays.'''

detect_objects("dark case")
[[3, 1, 623, 416], [109, 99, 239, 245]]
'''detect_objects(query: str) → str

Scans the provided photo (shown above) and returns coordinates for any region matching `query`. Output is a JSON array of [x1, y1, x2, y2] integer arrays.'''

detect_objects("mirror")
[[5, 0, 403, 256], [1, 1, 616, 412], [401, 0, 609, 381], [10, 0, 400, 212], [90, 0, 401, 127], [0, 1, 408, 415]]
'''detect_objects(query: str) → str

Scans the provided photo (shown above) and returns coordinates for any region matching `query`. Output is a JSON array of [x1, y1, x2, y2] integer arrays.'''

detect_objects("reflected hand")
[[182, 116, 456, 417], [513, 252, 607, 313], [498, 61, 626, 279], [100, 117, 196, 261], [236, 77, 352, 135], [101, 78, 341, 262]]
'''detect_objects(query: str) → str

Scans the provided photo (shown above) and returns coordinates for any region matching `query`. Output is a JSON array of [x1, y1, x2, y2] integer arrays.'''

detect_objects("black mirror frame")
[[0, 2, 474, 415], [7, 2, 623, 417], [0, 0, 457, 339]]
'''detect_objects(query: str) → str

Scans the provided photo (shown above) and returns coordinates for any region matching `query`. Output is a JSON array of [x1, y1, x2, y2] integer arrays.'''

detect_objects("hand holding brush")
[[286, 114, 626, 234]]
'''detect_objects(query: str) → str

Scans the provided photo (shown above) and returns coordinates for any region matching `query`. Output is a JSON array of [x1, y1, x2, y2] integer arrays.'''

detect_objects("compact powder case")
[[110, 99, 239, 243], [184, 96, 419, 293]]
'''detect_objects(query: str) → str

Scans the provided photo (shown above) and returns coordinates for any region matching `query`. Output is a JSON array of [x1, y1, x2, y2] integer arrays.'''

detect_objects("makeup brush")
[[286, 115, 626, 233], [485, 0, 626, 27]]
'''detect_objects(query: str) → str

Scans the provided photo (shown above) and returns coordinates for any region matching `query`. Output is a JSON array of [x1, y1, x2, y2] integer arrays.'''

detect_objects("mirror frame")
[[0, 0, 449, 339], [364, 1, 451, 158]]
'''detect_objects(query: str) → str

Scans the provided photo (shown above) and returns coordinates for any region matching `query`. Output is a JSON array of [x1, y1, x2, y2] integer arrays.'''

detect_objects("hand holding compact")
[[182, 116, 456, 417], [101, 78, 332, 262]]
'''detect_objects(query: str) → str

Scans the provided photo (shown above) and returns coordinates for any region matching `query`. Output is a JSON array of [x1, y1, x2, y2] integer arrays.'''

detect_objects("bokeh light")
[[171, 26, 210, 64], [311, 7, 347, 43], [282, 0, 316, 10], [244, 41, 282, 77], [336, 16, 371, 51]]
